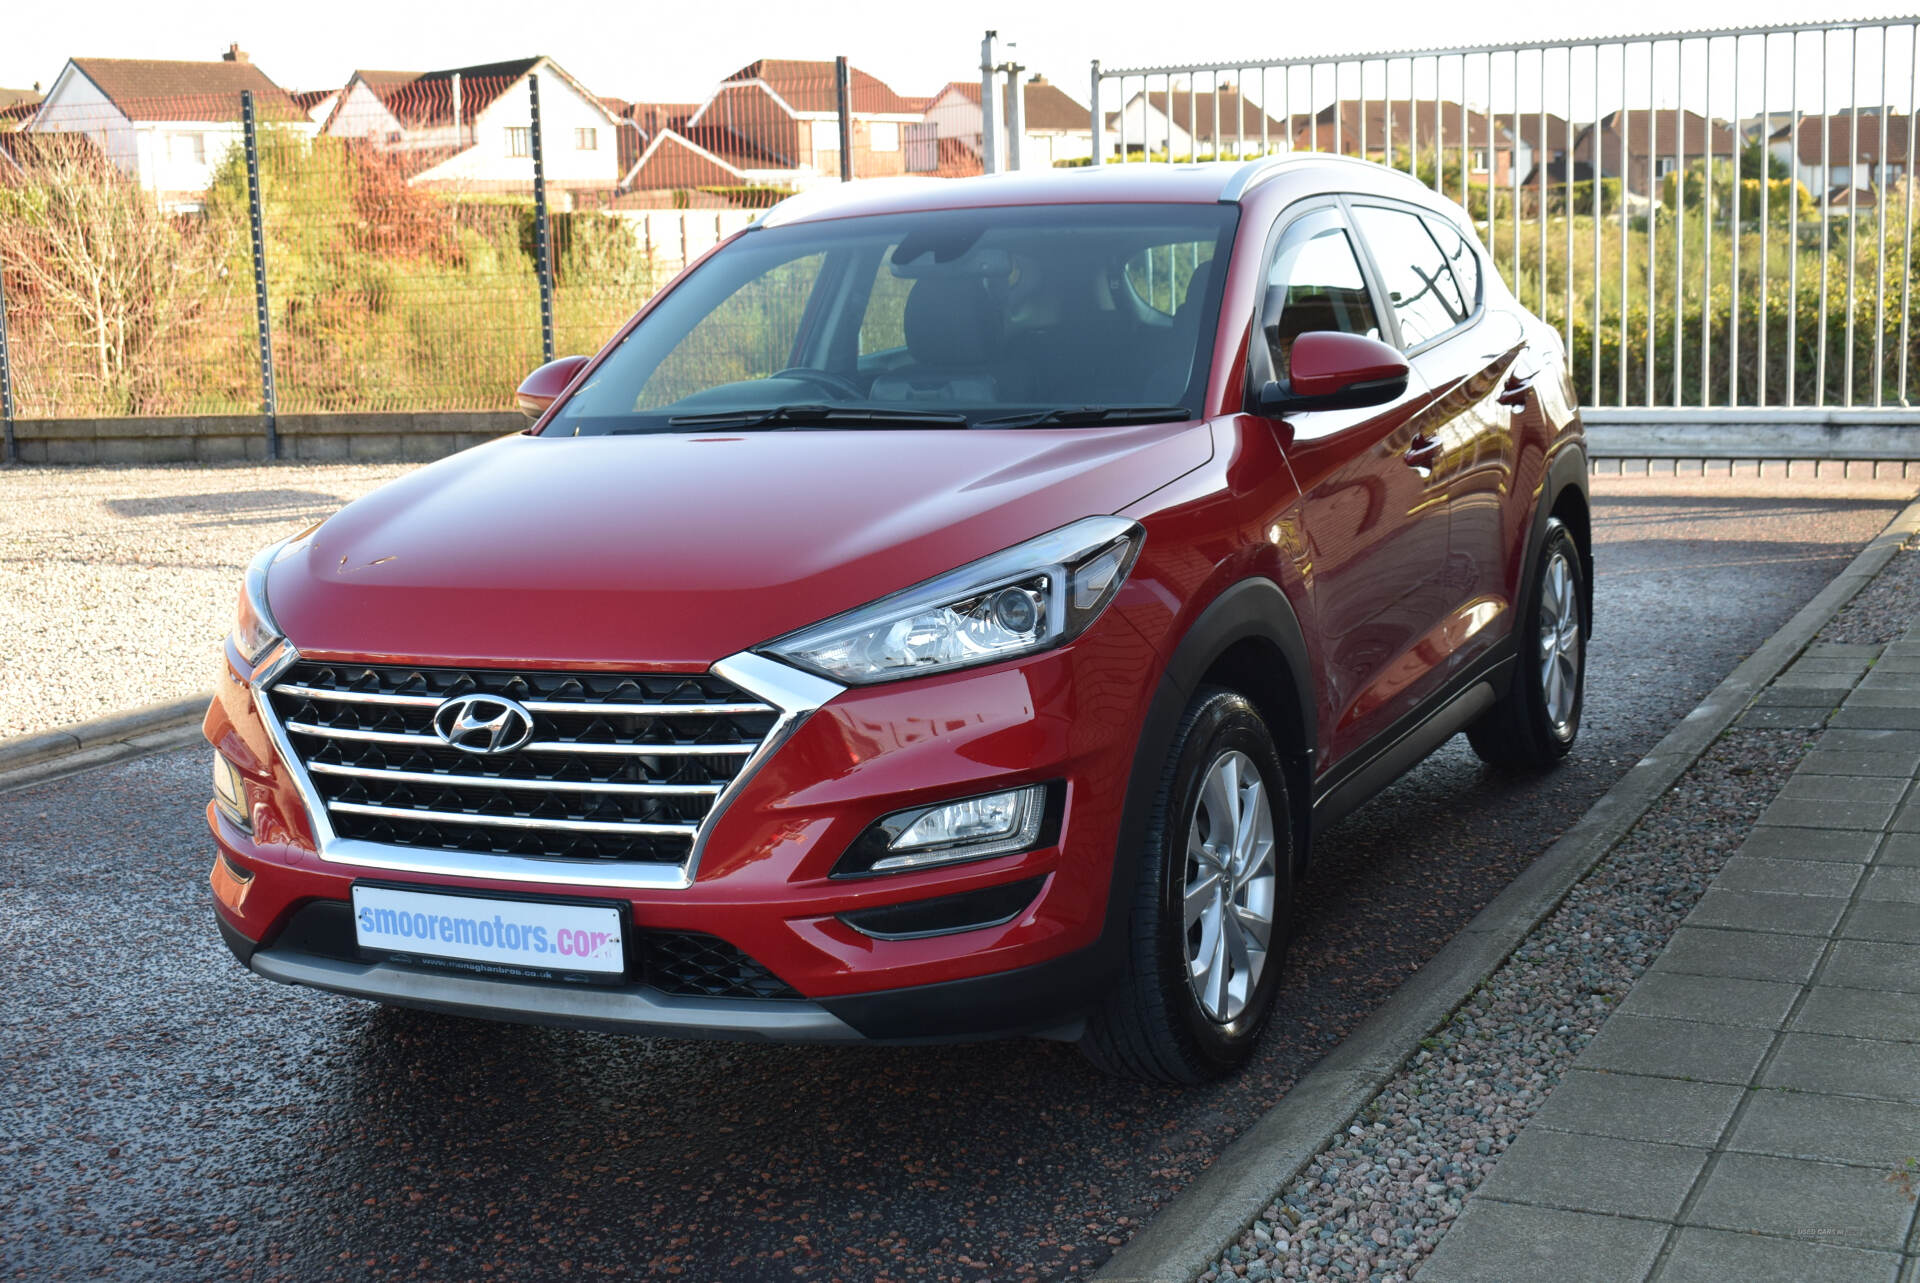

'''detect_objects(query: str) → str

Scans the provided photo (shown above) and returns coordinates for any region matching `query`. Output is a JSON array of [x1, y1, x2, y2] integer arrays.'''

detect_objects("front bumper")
[[204, 612, 1161, 1040]]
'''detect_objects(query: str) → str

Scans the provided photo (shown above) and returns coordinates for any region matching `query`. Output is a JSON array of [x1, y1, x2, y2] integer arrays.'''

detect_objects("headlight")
[[228, 537, 296, 667], [763, 517, 1142, 684]]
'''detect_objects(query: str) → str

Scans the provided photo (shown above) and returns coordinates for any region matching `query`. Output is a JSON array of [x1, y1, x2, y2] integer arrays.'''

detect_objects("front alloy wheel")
[[1181, 750, 1278, 1024], [1081, 688, 1294, 1084], [1467, 515, 1587, 768]]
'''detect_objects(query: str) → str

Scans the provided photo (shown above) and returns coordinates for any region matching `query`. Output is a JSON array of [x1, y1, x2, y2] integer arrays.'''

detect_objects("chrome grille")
[[266, 663, 779, 866]]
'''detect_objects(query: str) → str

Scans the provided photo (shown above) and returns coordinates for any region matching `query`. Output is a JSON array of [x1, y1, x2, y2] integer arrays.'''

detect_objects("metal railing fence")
[[0, 65, 875, 458], [1092, 17, 1920, 416]]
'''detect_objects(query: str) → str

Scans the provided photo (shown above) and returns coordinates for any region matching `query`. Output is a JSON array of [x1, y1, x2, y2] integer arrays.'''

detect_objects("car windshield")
[[542, 202, 1238, 435]]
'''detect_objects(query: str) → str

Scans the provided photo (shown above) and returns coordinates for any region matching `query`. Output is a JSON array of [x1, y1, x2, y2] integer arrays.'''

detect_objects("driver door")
[[1251, 204, 1454, 767]]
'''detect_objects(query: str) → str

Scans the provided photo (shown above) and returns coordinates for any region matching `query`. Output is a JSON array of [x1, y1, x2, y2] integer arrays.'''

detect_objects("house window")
[[814, 120, 841, 153], [1473, 149, 1490, 173], [869, 122, 899, 152], [168, 132, 205, 164], [507, 127, 532, 157], [575, 127, 597, 151], [1656, 157, 1676, 178]]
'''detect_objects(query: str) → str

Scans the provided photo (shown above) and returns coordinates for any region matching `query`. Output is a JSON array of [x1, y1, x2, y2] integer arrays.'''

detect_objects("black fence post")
[[835, 57, 854, 182], [0, 250, 15, 465], [241, 89, 279, 460], [529, 74, 555, 364]]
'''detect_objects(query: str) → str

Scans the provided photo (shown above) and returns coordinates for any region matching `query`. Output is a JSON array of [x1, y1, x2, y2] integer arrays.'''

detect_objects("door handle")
[[1497, 373, 1535, 407], [1403, 435, 1442, 473]]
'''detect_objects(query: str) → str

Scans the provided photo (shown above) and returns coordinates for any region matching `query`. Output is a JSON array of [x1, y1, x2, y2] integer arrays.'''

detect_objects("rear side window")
[[1422, 215, 1482, 313], [1350, 205, 1468, 348], [1260, 209, 1382, 382]]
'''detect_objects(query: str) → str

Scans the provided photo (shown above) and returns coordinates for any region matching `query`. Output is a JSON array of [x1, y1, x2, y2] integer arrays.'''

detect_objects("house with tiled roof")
[[1289, 100, 1519, 185], [1768, 112, 1909, 212], [1571, 109, 1736, 196], [916, 75, 1093, 173], [323, 56, 620, 194], [669, 58, 925, 185], [1104, 85, 1283, 159], [27, 47, 309, 206], [0, 86, 42, 130]]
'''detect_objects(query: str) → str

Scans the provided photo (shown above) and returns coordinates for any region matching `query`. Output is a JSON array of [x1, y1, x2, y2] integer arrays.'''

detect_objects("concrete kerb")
[[1096, 494, 1920, 1283], [0, 695, 208, 793]]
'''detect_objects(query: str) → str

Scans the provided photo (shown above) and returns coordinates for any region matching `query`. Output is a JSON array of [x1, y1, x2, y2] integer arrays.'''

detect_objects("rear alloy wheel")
[[1467, 516, 1586, 769], [1081, 688, 1294, 1084]]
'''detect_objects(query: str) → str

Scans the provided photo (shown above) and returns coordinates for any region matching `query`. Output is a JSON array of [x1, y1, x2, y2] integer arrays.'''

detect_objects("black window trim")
[[1341, 195, 1486, 357], [1245, 196, 1401, 403]]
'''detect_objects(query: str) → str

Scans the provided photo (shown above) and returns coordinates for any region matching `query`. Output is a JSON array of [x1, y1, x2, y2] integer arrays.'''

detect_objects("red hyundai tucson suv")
[[204, 156, 1589, 1082]]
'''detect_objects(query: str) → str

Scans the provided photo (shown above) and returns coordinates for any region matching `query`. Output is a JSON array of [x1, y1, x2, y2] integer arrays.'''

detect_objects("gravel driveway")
[[0, 462, 412, 740]]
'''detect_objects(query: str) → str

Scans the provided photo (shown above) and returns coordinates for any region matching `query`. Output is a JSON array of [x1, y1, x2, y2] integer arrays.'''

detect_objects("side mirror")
[[1257, 331, 1410, 415], [515, 354, 592, 422]]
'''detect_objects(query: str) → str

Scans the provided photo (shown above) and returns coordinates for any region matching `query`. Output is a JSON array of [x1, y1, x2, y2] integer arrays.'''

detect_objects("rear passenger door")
[[1346, 201, 1524, 684]]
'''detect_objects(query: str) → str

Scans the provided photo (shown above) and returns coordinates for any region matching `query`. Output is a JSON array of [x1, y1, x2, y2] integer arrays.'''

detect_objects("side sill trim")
[[1311, 656, 1511, 830]]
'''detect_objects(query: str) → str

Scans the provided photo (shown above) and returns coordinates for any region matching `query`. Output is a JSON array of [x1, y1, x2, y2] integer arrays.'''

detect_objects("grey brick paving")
[[1432, 626, 1920, 1283]]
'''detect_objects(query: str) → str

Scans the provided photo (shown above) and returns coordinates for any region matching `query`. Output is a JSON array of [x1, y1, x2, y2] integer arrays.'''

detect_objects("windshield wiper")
[[661, 404, 971, 430], [971, 405, 1193, 430]]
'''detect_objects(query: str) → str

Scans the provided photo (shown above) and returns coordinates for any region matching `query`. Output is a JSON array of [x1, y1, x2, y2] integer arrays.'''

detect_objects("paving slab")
[[1862, 866, 1920, 901], [1474, 1130, 1707, 1221], [1711, 855, 1866, 897], [1726, 1090, 1920, 1168], [1735, 826, 1883, 862], [1685, 888, 1851, 936], [1817, 729, 1920, 753], [1776, 774, 1913, 803], [1655, 1227, 1903, 1283], [1757, 795, 1901, 830], [1761, 1032, 1920, 1105], [1576, 1014, 1774, 1083], [1792, 984, 1920, 1041], [1841, 900, 1920, 945], [1529, 1071, 1743, 1148], [1649, 926, 1827, 985], [1874, 834, 1920, 866], [1614, 971, 1801, 1028], [1821, 939, 1920, 993], [1419, 1199, 1668, 1283], [1797, 750, 1920, 778], [1684, 1151, 1919, 1251]]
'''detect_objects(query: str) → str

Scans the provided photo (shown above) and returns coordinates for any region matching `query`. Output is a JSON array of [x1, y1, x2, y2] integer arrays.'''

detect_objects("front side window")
[[543, 203, 1238, 435], [1259, 208, 1382, 382], [1350, 204, 1468, 348]]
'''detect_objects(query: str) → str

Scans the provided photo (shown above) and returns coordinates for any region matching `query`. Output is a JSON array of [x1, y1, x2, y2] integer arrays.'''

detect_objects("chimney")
[[223, 44, 249, 63]]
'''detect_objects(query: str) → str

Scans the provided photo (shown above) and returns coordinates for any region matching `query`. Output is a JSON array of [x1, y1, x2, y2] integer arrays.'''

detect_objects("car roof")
[[756, 154, 1439, 229]]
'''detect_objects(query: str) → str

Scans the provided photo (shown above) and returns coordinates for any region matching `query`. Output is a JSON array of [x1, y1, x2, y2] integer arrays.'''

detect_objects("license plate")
[[351, 885, 626, 979]]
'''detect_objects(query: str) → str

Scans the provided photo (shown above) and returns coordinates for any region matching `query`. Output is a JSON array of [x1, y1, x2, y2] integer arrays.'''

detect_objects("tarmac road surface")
[[4, 471, 1913, 1281]]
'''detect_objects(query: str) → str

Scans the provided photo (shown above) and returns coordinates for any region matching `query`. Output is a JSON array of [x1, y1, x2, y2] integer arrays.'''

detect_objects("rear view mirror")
[[1257, 331, 1410, 415], [516, 355, 592, 422]]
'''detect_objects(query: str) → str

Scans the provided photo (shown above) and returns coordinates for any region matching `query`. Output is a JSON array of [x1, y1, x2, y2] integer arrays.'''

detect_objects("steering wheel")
[[770, 367, 863, 400]]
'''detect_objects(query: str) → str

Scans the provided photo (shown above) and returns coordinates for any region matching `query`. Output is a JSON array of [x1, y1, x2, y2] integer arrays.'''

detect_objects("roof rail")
[[1217, 150, 1427, 203]]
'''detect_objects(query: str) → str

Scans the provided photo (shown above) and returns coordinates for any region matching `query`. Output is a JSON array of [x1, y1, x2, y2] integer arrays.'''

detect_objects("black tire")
[[1080, 687, 1295, 1084], [1467, 516, 1587, 769]]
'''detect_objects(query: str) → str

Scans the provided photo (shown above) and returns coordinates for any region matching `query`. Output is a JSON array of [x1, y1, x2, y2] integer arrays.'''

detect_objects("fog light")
[[211, 752, 250, 832], [834, 784, 1049, 877], [209, 852, 253, 913]]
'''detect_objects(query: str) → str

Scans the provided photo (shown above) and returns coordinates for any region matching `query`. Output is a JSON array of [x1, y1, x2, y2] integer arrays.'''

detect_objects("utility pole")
[[979, 31, 999, 174], [1004, 55, 1025, 172], [835, 56, 854, 181]]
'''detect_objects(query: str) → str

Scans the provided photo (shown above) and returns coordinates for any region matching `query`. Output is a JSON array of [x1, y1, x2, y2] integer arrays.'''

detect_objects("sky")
[[3, 0, 1907, 117]]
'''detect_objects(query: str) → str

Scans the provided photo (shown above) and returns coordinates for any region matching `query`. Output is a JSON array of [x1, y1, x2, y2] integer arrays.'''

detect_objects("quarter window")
[[1422, 216, 1482, 314], [1350, 205, 1469, 348], [1259, 209, 1382, 382]]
